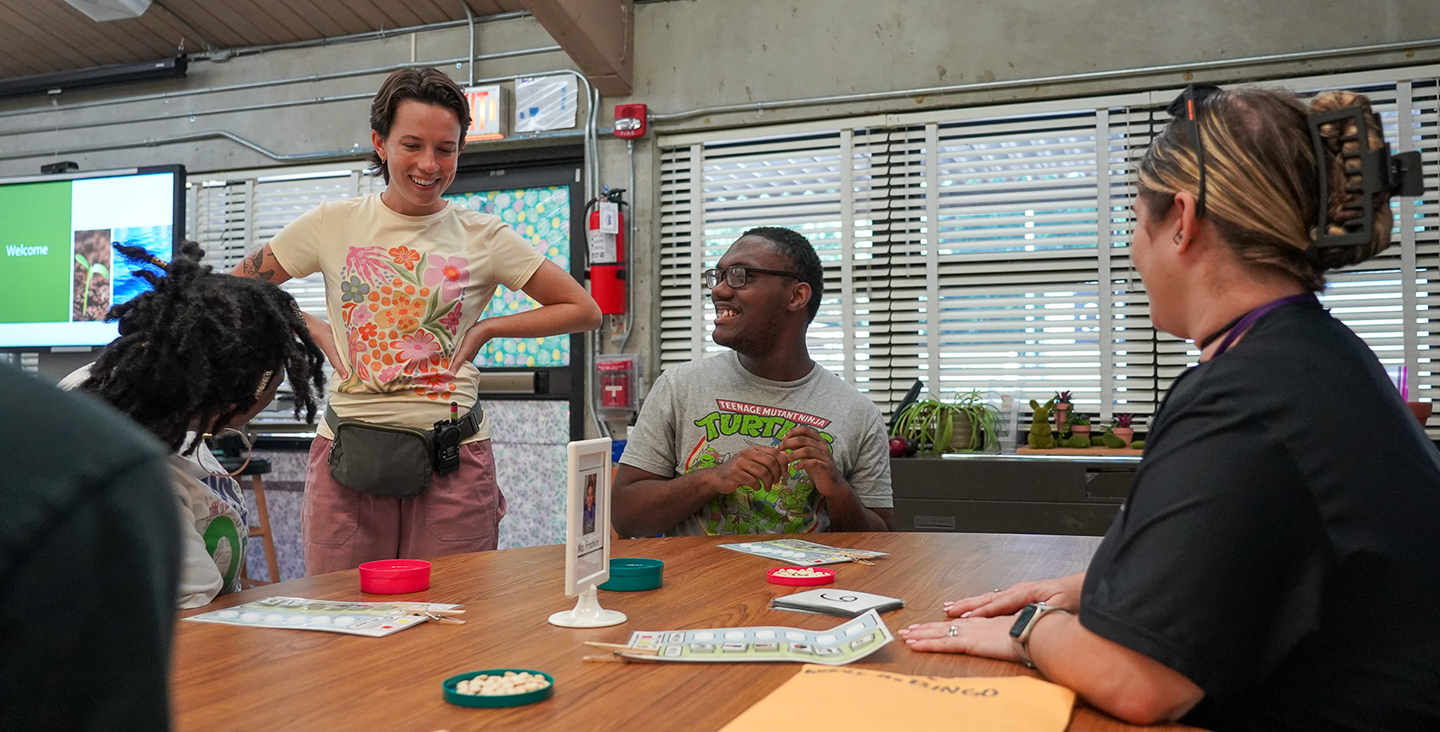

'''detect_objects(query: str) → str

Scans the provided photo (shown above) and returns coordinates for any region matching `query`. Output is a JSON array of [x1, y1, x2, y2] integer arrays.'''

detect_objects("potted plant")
[[1110, 413, 1135, 448], [1052, 391, 1072, 434], [1067, 413, 1091, 437], [891, 390, 1003, 454]]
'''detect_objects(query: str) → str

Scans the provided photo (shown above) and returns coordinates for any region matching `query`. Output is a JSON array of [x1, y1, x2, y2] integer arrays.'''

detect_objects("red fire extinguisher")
[[585, 188, 627, 315]]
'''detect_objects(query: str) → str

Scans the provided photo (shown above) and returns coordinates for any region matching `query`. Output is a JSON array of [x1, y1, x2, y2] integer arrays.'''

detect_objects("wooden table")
[[174, 533, 1197, 731]]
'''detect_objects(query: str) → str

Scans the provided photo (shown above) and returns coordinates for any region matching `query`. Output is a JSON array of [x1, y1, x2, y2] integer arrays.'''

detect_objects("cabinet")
[[890, 454, 1140, 536]]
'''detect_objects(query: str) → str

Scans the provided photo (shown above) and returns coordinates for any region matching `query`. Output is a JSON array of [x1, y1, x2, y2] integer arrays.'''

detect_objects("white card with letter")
[[771, 588, 905, 618]]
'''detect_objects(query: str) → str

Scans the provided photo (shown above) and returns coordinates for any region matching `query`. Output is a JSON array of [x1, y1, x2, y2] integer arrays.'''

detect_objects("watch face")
[[1009, 603, 1039, 639]]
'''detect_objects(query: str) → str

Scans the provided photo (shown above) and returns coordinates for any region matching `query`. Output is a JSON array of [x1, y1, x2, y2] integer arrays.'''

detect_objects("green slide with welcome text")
[[0, 180, 72, 324]]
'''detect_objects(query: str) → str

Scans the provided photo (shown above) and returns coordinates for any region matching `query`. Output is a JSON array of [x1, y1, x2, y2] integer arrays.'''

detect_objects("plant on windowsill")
[[890, 390, 1003, 454], [1060, 413, 1093, 448], [1052, 390, 1073, 433], [1111, 413, 1136, 448]]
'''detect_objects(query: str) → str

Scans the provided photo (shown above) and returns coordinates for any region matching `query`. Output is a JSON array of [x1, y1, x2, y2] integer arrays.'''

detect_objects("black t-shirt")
[[0, 364, 181, 731], [1080, 301, 1440, 732]]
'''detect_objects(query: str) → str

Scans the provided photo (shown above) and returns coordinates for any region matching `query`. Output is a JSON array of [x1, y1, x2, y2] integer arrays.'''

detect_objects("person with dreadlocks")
[[65, 240, 325, 608]]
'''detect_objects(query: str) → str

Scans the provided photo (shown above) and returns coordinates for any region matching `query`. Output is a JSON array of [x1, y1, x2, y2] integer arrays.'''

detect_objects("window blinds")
[[186, 163, 382, 427], [189, 164, 383, 318], [658, 65, 1440, 436]]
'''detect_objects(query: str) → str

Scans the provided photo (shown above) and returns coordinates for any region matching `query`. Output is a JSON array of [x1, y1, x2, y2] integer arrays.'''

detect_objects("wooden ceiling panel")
[[332, 0, 397, 33], [93, 13, 178, 60], [163, 0, 291, 47], [380, 3, 429, 29], [130, 8, 213, 54], [33, 1, 155, 64], [292, 0, 370, 36], [284, 0, 359, 38], [0, 43, 44, 77], [461, 0, 530, 18], [0, 0, 533, 82], [406, 1, 452, 26], [0, 3, 104, 72], [149, 2, 247, 48], [343, 0, 420, 30], [21, 2, 120, 66], [243, 0, 324, 40]]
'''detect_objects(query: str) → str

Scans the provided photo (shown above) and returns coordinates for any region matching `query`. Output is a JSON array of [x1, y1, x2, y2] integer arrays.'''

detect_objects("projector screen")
[[0, 165, 184, 349]]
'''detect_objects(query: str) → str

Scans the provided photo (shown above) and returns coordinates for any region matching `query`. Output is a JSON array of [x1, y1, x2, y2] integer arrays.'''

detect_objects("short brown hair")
[[367, 67, 471, 183], [1137, 86, 1394, 291]]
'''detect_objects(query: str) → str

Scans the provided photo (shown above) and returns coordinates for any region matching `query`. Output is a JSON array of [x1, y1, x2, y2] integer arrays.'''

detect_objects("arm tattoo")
[[243, 247, 277, 281]]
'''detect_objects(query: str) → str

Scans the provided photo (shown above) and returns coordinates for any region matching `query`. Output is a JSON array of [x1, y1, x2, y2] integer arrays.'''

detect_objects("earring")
[[205, 428, 254, 478], [1173, 231, 1182, 245]]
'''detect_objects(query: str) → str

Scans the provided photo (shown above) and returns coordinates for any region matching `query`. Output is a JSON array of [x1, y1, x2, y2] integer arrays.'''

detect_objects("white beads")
[[454, 671, 550, 696], [773, 567, 827, 578]]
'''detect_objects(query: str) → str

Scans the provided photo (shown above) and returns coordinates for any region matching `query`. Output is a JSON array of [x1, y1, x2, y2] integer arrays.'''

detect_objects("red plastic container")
[[766, 566, 836, 586], [358, 559, 431, 594]]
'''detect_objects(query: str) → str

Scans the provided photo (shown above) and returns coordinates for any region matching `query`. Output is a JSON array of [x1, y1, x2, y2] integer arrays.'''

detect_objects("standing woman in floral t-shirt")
[[232, 67, 601, 575]]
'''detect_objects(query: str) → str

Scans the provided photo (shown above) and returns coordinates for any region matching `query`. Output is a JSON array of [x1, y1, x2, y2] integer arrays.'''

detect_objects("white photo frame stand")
[[548, 438, 625, 628]]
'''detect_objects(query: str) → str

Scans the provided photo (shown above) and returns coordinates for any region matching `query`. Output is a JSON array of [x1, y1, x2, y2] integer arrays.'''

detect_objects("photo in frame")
[[548, 438, 625, 628]]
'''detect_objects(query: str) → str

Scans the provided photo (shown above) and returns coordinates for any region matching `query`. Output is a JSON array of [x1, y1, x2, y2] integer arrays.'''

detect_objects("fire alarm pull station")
[[596, 354, 642, 418]]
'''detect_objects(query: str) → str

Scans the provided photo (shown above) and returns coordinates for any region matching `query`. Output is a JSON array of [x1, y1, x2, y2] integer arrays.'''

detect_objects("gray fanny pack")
[[323, 404, 482, 497]]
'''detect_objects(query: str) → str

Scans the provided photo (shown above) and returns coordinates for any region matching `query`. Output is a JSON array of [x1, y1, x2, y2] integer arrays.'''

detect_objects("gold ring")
[[946, 625, 959, 637]]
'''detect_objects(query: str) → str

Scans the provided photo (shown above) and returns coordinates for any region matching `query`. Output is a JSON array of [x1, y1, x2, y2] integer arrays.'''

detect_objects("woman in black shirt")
[[899, 86, 1440, 731]]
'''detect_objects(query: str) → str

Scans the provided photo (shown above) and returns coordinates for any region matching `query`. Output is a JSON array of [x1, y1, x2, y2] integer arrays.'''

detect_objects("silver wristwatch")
[[1008, 602, 1068, 668]]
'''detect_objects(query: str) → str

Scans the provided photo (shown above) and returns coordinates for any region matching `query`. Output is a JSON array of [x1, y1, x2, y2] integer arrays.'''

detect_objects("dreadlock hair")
[[741, 226, 825, 322], [80, 240, 325, 455]]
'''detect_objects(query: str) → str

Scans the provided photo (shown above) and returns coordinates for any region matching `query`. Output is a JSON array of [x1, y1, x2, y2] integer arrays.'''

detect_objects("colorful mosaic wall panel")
[[446, 186, 571, 368]]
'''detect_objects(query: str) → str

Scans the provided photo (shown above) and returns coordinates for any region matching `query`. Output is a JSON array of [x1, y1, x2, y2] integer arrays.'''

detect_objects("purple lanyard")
[[1210, 293, 1318, 358]]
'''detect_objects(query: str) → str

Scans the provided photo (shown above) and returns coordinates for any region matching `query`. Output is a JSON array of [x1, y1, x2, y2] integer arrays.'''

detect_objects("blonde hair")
[[1137, 86, 1394, 291]]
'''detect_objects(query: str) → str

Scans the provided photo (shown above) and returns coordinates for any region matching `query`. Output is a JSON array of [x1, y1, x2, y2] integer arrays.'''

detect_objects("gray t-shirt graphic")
[[620, 351, 893, 536]]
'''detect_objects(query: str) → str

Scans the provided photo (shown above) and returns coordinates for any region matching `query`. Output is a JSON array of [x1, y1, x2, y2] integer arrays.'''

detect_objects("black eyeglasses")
[[702, 266, 800, 290], [1166, 83, 1222, 219]]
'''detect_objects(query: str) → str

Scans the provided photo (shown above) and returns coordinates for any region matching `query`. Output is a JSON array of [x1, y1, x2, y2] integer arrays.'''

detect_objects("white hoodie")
[[60, 365, 249, 609], [169, 437, 249, 609]]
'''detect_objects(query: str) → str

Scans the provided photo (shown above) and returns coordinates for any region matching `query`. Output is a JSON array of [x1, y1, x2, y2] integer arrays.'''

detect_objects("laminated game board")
[[717, 539, 887, 567], [598, 609, 893, 665], [185, 596, 461, 638]]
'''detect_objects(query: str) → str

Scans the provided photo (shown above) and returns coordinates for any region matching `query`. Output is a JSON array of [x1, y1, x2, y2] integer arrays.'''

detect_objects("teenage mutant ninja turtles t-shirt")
[[620, 351, 893, 535]]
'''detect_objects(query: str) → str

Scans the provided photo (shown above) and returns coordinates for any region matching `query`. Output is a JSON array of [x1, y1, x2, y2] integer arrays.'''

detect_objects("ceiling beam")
[[519, 0, 631, 97]]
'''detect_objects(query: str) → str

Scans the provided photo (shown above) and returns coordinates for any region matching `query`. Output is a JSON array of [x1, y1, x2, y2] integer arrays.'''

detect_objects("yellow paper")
[[720, 665, 1075, 732]]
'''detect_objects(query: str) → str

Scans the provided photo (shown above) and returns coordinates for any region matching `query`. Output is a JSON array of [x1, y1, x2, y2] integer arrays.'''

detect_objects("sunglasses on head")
[[1165, 83, 1223, 219]]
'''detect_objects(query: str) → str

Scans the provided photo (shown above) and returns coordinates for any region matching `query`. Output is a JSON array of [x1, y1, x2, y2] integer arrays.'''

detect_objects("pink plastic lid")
[[358, 559, 431, 594], [766, 566, 836, 586]]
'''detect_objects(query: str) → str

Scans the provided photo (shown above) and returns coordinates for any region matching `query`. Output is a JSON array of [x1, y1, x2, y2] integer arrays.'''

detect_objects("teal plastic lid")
[[442, 669, 554, 708], [597, 557, 663, 591]]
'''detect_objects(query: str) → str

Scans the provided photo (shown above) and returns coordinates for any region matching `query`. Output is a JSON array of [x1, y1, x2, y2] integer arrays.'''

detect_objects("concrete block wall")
[[6, 0, 1440, 411]]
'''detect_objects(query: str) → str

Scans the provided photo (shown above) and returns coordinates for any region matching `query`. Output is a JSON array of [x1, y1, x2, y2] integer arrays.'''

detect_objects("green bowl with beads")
[[441, 669, 554, 708]]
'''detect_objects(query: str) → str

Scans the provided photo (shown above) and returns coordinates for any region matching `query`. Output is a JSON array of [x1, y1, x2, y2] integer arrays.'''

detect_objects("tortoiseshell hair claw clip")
[[1307, 105, 1424, 249]]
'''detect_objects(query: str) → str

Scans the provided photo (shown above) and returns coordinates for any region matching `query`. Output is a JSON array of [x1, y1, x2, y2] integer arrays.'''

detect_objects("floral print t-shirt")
[[268, 194, 544, 441]]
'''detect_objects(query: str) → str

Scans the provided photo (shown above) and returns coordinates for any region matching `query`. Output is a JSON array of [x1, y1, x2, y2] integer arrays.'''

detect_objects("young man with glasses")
[[612, 227, 894, 537]]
